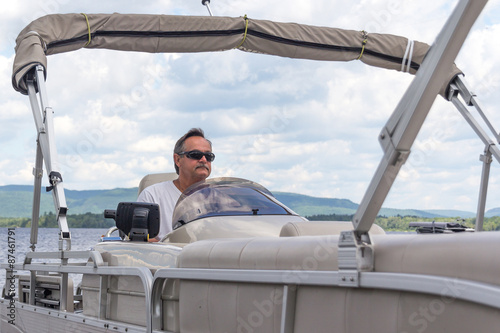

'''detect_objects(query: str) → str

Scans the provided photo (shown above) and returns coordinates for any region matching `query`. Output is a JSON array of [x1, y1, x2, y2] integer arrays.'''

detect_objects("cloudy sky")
[[1, 0, 500, 213]]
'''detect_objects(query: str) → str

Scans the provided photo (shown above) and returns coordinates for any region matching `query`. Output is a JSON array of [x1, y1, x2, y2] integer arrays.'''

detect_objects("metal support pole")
[[99, 275, 109, 319], [29, 271, 36, 305], [353, 0, 488, 235], [475, 146, 492, 231], [27, 65, 71, 250], [449, 83, 500, 164], [280, 285, 297, 333], [453, 76, 500, 144], [446, 77, 500, 230], [30, 141, 44, 251], [60, 256, 69, 311]]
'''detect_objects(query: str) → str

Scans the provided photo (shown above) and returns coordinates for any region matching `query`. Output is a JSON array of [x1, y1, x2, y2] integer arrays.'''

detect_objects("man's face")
[[175, 136, 212, 184]]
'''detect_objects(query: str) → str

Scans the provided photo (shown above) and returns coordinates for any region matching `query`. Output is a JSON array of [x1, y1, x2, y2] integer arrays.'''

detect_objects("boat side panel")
[[176, 233, 500, 332], [81, 275, 148, 326], [0, 300, 147, 333], [1, 304, 105, 333], [292, 286, 500, 333], [179, 281, 282, 333], [81, 242, 182, 327], [161, 278, 181, 332]]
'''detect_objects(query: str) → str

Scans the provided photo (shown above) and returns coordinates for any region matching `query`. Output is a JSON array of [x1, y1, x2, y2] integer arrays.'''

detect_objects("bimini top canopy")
[[12, 13, 461, 95]]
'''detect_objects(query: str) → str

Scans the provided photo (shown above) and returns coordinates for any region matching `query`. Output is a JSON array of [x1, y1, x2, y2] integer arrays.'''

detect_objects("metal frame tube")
[[476, 147, 492, 231], [454, 76, 500, 143], [30, 141, 43, 251], [152, 267, 500, 313], [4, 262, 154, 332], [26, 65, 71, 250], [354, 0, 489, 235]]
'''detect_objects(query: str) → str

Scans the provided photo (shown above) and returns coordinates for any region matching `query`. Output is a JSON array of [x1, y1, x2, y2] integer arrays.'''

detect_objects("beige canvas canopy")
[[12, 13, 461, 96]]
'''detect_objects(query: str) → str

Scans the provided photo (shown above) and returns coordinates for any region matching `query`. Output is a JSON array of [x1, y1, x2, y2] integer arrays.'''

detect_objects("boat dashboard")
[[105, 177, 307, 244]]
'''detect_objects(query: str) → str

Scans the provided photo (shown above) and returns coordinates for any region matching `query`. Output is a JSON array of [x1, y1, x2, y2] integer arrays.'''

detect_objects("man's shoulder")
[[138, 179, 181, 204], [143, 180, 175, 193]]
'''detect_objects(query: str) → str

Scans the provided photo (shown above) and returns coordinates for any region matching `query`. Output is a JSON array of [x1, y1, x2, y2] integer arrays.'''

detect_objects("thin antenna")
[[202, 0, 213, 16]]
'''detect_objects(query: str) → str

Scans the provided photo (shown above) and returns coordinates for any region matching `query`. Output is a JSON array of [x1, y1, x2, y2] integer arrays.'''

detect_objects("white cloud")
[[129, 135, 175, 153], [0, 159, 34, 185]]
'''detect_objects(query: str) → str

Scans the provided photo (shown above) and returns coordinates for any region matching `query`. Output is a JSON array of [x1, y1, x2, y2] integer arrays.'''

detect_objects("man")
[[137, 128, 214, 241]]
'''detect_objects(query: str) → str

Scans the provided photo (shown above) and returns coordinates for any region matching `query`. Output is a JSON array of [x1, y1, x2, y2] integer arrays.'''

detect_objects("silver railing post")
[[26, 65, 71, 250]]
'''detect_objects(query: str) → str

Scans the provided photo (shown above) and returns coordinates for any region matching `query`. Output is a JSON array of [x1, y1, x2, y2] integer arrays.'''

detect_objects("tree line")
[[0, 212, 114, 228], [306, 214, 500, 231], [1, 212, 500, 231]]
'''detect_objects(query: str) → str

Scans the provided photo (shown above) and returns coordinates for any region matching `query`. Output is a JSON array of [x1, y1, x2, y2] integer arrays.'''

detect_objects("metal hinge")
[[338, 230, 374, 287]]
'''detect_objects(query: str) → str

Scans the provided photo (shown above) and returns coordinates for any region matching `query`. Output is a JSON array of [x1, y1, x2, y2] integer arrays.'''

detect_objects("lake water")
[[0, 227, 109, 293]]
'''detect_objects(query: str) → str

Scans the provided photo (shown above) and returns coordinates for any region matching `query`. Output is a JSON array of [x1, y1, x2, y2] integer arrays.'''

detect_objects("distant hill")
[[485, 207, 500, 217], [376, 208, 448, 219], [425, 209, 477, 219], [273, 192, 448, 218], [0, 185, 137, 218], [0, 184, 494, 219], [273, 192, 358, 216]]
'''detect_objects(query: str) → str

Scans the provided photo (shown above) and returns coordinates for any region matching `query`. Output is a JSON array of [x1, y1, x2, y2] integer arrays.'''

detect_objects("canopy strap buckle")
[[46, 171, 63, 192]]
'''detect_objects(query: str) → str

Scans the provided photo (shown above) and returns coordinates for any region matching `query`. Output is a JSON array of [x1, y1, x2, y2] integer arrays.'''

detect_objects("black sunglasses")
[[178, 150, 215, 162]]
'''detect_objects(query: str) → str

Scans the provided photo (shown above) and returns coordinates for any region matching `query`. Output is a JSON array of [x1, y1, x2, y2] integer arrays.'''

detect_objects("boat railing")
[[2, 255, 155, 332], [150, 262, 500, 333], [151, 267, 500, 309], [23, 250, 104, 266]]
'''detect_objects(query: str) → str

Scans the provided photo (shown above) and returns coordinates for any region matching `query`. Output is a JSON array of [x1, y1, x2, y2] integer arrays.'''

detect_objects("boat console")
[[105, 202, 160, 242]]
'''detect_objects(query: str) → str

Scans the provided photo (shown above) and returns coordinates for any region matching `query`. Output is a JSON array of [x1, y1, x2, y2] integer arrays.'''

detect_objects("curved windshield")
[[172, 177, 294, 229]]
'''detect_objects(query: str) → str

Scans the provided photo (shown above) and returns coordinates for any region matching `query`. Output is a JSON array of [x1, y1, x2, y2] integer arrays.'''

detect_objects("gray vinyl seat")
[[137, 172, 178, 195], [279, 221, 385, 236]]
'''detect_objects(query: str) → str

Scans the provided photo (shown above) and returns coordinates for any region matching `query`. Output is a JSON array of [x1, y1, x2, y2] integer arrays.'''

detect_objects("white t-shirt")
[[137, 180, 182, 240]]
